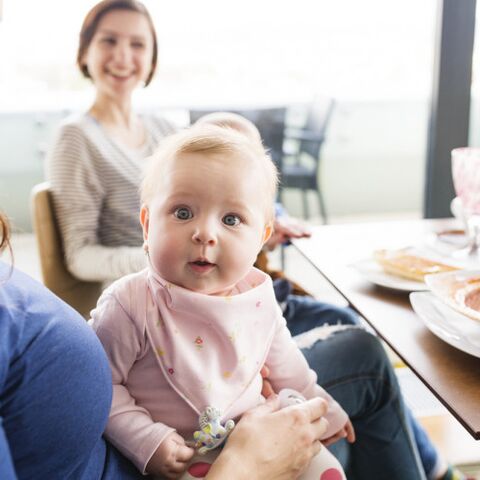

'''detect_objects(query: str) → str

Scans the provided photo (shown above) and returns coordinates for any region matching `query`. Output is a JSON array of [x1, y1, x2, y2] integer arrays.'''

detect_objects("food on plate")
[[451, 277, 480, 321], [374, 248, 458, 282]]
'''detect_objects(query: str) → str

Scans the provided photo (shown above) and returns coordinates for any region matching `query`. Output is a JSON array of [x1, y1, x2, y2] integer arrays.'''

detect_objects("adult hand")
[[261, 365, 355, 447], [265, 216, 311, 251], [206, 395, 328, 480]]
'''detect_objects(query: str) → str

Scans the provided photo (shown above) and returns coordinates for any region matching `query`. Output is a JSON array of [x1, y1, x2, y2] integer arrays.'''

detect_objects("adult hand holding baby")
[[206, 395, 329, 480], [260, 365, 355, 447]]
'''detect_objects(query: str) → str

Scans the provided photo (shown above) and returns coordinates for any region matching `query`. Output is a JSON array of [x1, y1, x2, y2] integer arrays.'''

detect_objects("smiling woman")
[[77, 0, 158, 89], [46, 0, 175, 283]]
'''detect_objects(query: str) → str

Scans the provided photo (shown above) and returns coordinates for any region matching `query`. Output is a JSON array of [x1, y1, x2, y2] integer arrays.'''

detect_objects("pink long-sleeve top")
[[90, 267, 348, 473]]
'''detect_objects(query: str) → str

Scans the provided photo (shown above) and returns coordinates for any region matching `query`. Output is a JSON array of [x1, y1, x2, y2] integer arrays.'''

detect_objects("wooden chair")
[[30, 182, 102, 318]]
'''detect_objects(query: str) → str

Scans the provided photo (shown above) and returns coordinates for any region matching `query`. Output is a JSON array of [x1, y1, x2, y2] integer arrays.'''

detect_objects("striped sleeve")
[[46, 120, 146, 282]]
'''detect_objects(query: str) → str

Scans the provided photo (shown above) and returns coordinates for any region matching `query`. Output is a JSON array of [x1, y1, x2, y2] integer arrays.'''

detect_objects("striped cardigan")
[[46, 113, 175, 282]]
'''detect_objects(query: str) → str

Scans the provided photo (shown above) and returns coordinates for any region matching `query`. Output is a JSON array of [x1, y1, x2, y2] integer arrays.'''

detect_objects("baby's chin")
[[183, 281, 237, 297]]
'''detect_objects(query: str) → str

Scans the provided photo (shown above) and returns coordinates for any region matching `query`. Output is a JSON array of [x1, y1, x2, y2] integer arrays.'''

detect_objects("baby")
[[193, 111, 263, 144], [91, 125, 348, 479]]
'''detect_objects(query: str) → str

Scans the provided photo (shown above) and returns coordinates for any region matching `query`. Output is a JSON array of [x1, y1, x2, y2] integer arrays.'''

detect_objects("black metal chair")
[[189, 107, 286, 175], [280, 98, 334, 222]]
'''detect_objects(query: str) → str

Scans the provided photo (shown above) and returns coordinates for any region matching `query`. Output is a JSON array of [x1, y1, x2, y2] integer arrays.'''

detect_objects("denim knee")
[[303, 328, 394, 391], [331, 328, 392, 376], [285, 295, 360, 337]]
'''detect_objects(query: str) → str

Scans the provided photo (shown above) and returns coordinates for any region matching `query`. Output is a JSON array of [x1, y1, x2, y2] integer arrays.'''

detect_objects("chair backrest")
[[30, 182, 102, 318], [189, 107, 286, 170], [300, 97, 335, 159]]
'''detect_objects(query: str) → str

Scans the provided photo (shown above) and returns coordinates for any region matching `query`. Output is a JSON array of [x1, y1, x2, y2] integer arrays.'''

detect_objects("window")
[[0, 0, 437, 226]]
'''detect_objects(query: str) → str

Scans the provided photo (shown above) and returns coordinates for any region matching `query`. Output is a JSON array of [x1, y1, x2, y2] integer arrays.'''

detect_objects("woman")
[[0, 211, 332, 480], [47, 0, 174, 282], [46, 1, 457, 479]]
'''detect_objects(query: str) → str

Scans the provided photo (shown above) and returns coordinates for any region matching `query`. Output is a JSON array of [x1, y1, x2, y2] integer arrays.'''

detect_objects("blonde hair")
[[141, 125, 278, 220], [195, 112, 262, 144]]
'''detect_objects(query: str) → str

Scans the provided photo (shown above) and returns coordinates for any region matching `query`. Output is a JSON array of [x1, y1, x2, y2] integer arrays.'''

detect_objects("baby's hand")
[[321, 419, 356, 446], [146, 431, 195, 478]]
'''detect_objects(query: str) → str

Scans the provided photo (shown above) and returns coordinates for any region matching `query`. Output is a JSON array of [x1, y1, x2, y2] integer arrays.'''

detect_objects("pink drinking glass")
[[451, 147, 480, 257]]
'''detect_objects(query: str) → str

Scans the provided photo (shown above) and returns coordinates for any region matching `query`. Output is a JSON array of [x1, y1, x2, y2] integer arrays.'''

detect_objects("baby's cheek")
[[149, 246, 176, 277]]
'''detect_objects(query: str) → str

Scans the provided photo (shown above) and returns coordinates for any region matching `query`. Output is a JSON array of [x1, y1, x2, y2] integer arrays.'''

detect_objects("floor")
[[7, 221, 480, 478]]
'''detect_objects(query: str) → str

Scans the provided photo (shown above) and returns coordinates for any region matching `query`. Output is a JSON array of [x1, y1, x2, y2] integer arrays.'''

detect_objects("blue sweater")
[[0, 262, 140, 479]]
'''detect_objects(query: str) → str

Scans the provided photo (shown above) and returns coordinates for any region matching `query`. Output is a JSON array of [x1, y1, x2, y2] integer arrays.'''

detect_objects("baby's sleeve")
[[90, 290, 175, 473], [265, 311, 348, 439]]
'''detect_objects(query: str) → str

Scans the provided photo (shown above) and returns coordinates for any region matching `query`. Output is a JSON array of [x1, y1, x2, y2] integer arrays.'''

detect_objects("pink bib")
[[145, 267, 280, 419]]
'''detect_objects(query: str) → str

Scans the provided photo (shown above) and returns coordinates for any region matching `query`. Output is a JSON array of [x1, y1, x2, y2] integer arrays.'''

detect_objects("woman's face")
[[82, 9, 154, 100]]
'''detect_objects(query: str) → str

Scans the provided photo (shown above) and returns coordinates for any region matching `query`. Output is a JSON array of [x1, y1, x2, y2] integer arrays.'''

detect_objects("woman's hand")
[[265, 216, 311, 250], [206, 395, 328, 480], [260, 365, 355, 447]]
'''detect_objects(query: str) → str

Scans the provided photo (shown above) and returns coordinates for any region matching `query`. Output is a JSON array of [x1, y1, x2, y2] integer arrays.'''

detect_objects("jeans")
[[284, 294, 360, 335], [302, 328, 426, 479], [285, 294, 435, 479]]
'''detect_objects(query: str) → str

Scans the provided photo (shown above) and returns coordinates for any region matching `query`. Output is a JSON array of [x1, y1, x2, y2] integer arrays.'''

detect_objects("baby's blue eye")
[[174, 207, 193, 220], [223, 214, 240, 226]]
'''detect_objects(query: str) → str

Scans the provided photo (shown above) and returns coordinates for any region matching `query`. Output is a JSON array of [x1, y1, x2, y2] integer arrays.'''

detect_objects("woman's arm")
[[206, 395, 328, 480], [46, 121, 146, 282]]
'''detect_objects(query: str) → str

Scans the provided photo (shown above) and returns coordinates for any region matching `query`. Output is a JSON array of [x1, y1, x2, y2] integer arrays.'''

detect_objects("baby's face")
[[141, 151, 272, 295]]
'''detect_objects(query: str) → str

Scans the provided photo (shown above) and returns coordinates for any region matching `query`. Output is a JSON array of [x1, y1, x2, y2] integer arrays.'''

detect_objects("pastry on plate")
[[452, 277, 480, 321], [374, 248, 458, 282], [425, 270, 480, 322]]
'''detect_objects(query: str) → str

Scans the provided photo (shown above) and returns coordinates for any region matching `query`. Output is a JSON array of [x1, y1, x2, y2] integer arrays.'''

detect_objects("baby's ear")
[[139, 204, 150, 241], [262, 221, 273, 245]]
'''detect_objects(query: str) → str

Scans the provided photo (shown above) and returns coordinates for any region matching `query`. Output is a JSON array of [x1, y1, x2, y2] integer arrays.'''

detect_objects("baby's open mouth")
[[189, 260, 216, 273]]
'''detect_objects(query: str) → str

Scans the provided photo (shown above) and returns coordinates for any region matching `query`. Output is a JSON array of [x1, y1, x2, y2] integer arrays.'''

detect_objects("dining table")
[[292, 218, 480, 439]]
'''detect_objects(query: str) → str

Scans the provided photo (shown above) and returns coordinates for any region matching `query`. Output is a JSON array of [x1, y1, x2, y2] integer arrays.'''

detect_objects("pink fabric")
[[91, 267, 348, 473]]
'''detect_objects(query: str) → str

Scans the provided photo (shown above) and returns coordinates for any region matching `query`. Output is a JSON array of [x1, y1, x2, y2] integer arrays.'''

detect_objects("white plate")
[[410, 291, 480, 358], [349, 258, 427, 292], [425, 269, 480, 322]]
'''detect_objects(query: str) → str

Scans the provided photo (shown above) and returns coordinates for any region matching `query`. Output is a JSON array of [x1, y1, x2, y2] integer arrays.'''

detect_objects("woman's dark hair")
[[77, 0, 158, 86]]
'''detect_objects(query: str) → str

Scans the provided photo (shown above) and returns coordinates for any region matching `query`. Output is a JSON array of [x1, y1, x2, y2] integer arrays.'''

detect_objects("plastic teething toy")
[[193, 406, 235, 455], [278, 388, 306, 407]]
